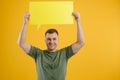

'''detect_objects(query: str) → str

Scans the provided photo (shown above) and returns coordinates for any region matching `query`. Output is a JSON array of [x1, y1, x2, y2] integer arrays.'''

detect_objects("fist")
[[72, 12, 80, 21], [23, 13, 30, 24]]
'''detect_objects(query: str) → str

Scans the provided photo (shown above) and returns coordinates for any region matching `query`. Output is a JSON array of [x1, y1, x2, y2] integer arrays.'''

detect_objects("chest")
[[37, 52, 67, 69]]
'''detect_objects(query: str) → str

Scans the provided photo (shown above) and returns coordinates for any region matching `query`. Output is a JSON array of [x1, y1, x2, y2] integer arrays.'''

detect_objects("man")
[[17, 12, 85, 80]]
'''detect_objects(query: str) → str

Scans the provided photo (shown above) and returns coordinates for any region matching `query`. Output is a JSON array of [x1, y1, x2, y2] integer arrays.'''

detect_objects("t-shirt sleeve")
[[28, 46, 42, 59], [65, 45, 74, 59]]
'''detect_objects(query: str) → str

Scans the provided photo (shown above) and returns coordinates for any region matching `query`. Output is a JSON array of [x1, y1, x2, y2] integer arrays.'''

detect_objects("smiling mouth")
[[49, 45, 55, 47]]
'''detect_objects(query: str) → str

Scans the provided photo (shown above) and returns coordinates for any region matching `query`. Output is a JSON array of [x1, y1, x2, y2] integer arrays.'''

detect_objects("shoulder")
[[29, 45, 43, 54]]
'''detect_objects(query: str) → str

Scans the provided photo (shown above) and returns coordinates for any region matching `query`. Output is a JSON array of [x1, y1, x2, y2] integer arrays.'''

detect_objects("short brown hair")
[[45, 28, 58, 36]]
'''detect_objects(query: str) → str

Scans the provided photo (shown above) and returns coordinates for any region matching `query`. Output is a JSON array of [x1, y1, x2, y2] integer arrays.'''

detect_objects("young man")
[[17, 12, 85, 80]]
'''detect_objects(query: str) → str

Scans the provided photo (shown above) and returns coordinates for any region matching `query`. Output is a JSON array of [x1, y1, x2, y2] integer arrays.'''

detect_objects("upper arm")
[[62, 45, 74, 59], [72, 42, 85, 53], [18, 43, 31, 54]]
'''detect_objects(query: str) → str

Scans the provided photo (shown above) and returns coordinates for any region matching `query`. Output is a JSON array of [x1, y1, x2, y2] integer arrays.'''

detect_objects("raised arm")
[[17, 13, 31, 54], [72, 12, 85, 53]]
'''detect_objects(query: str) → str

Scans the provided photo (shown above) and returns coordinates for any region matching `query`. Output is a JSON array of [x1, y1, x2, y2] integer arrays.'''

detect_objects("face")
[[45, 32, 58, 52]]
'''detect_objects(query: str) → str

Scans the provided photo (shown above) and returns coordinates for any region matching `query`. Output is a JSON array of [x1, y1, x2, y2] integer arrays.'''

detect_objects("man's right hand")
[[23, 13, 30, 24]]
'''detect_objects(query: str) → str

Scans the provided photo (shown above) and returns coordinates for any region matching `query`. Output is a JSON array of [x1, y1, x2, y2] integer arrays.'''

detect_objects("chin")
[[49, 48, 55, 50], [47, 45, 57, 51]]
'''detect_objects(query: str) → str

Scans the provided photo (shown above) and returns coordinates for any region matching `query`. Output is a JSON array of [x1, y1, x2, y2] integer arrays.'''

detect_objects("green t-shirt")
[[28, 45, 74, 80]]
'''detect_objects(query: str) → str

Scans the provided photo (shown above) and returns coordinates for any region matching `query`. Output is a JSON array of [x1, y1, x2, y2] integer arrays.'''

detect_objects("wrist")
[[76, 19, 80, 22], [23, 22, 27, 26]]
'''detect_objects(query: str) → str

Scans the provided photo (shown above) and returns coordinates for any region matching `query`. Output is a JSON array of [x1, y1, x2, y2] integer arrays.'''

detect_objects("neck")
[[47, 49, 57, 52]]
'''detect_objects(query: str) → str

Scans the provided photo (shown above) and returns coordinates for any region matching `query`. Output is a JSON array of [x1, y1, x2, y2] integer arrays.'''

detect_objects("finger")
[[72, 12, 76, 16], [24, 12, 30, 17]]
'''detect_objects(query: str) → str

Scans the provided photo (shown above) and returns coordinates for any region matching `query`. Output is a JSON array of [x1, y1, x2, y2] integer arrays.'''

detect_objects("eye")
[[47, 38, 51, 41], [53, 38, 56, 40]]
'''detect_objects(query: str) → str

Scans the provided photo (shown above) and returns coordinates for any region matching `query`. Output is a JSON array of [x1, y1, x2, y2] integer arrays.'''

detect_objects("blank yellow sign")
[[29, 1, 74, 26]]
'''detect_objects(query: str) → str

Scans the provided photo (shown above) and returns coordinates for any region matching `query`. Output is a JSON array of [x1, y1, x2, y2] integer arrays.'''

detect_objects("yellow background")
[[0, 0, 120, 80]]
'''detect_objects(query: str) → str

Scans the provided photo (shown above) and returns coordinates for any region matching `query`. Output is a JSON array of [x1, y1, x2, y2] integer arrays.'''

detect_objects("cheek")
[[45, 40, 49, 44], [55, 40, 58, 44]]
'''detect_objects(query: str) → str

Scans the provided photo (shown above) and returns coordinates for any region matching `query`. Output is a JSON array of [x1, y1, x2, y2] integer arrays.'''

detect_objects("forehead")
[[45, 33, 58, 38]]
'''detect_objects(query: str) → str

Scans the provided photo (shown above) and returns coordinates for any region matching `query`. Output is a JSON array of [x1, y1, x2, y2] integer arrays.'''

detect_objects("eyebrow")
[[47, 37, 57, 39]]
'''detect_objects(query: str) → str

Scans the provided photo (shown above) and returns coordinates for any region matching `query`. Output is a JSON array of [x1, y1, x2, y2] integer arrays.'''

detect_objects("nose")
[[50, 39, 54, 44]]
